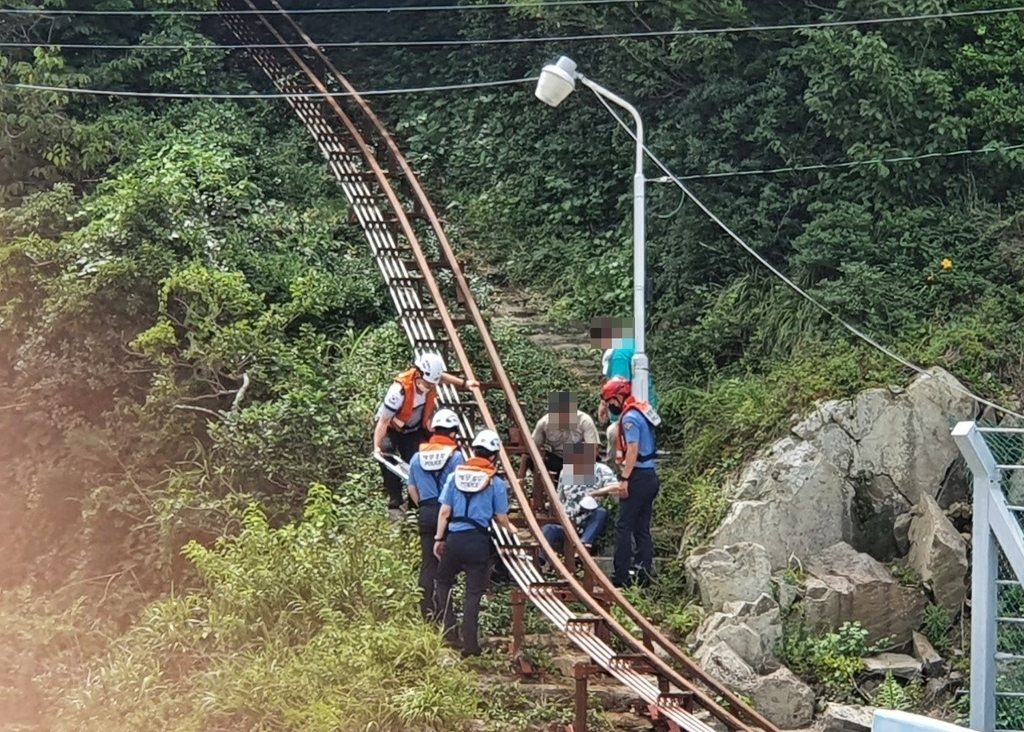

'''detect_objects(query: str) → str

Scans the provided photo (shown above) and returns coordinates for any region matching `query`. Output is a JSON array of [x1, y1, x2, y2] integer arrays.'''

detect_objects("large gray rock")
[[694, 641, 814, 729], [713, 441, 853, 570], [863, 653, 923, 679], [692, 594, 782, 673], [823, 703, 877, 732], [744, 667, 815, 729], [907, 494, 968, 614], [803, 542, 928, 644], [712, 368, 975, 569], [686, 543, 772, 612]]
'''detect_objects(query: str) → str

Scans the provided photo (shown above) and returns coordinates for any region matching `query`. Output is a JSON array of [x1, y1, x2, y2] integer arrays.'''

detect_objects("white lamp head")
[[535, 55, 578, 108]]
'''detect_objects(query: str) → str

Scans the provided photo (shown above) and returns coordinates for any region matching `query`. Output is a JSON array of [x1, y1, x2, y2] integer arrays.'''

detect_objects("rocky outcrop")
[[686, 543, 772, 612], [907, 494, 968, 614], [695, 641, 815, 729], [692, 593, 782, 674], [802, 542, 928, 644], [712, 368, 976, 568], [823, 703, 876, 732]]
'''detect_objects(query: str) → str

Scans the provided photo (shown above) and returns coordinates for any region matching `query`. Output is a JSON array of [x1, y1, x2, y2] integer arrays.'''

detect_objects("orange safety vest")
[[449, 457, 498, 534], [391, 368, 436, 430], [616, 396, 657, 466]]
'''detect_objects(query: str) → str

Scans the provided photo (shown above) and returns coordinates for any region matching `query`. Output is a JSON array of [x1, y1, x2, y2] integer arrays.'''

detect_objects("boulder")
[[743, 666, 815, 730], [712, 368, 976, 569], [822, 702, 877, 732], [912, 630, 944, 677], [713, 441, 853, 570], [907, 494, 968, 614], [863, 653, 923, 679], [686, 543, 772, 612], [893, 512, 913, 556], [802, 542, 928, 644], [694, 640, 756, 689], [692, 594, 782, 673]]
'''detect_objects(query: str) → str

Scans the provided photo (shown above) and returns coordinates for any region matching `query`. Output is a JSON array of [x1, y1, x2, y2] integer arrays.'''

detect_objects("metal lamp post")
[[535, 55, 649, 403]]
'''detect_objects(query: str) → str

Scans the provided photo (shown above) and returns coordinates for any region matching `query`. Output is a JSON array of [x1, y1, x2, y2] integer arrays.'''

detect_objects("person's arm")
[[494, 480, 513, 533], [433, 504, 452, 559], [597, 401, 609, 424], [531, 416, 547, 448], [582, 414, 600, 444], [618, 440, 640, 498], [441, 372, 478, 389], [496, 512, 513, 533], [373, 414, 391, 454]]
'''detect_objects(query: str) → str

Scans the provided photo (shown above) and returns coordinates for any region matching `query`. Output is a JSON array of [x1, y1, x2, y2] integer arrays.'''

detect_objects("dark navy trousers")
[[613, 468, 660, 586]]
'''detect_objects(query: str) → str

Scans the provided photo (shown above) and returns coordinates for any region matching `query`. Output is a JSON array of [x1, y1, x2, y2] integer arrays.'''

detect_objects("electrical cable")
[[591, 89, 1024, 421], [1, 76, 536, 99], [1, 5, 1022, 50], [0, 0, 661, 14]]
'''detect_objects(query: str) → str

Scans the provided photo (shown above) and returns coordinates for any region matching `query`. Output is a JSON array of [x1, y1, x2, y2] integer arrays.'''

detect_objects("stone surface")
[[693, 593, 782, 673], [744, 666, 816, 730], [912, 630, 944, 677], [686, 543, 773, 612], [694, 640, 756, 689], [712, 368, 976, 569], [802, 542, 928, 644], [822, 702, 877, 732], [907, 494, 969, 614], [863, 652, 923, 679], [893, 512, 913, 556]]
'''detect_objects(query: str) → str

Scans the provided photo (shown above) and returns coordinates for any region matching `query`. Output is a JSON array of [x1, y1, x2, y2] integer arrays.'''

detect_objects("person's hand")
[[597, 401, 609, 423], [433, 539, 446, 559], [618, 480, 630, 499], [373, 445, 384, 458], [464, 378, 479, 390]]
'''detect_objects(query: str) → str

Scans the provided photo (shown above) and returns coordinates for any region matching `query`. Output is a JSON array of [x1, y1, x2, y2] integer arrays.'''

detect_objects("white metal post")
[[953, 420, 999, 732], [577, 76, 649, 404]]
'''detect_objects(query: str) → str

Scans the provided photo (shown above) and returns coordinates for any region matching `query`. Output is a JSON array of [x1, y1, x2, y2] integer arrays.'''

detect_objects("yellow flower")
[[941, 258, 954, 270]]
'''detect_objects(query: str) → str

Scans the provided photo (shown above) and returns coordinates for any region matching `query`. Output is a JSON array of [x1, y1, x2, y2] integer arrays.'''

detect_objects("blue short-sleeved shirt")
[[440, 471, 510, 533], [409, 449, 465, 503], [621, 408, 657, 469]]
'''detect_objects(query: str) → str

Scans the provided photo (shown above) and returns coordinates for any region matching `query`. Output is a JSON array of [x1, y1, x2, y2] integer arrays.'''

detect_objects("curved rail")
[[217, 4, 781, 731]]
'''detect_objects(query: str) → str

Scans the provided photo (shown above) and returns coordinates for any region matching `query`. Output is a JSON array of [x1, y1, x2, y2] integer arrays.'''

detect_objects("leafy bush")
[[778, 620, 875, 700], [55, 483, 480, 732]]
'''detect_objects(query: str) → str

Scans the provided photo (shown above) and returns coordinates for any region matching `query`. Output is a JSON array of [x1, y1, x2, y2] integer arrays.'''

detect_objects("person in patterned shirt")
[[541, 442, 617, 557]]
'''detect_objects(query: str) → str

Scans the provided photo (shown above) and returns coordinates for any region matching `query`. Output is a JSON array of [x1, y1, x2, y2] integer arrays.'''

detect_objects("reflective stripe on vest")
[[391, 368, 436, 430]]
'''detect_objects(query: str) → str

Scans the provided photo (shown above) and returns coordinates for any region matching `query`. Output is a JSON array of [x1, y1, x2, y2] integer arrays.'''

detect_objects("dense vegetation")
[[2, 0, 1024, 729]]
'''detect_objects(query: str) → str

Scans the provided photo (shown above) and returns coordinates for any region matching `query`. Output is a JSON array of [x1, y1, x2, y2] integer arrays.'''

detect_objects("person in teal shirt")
[[590, 317, 657, 460]]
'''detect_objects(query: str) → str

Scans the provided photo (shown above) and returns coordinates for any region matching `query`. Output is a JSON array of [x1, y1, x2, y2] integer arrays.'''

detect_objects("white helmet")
[[471, 429, 502, 453], [415, 352, 445, 385], [431, 408, 460, 431]]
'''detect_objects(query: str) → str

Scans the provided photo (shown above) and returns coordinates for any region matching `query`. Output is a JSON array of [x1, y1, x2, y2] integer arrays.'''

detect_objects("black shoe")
[[461, 648, 482, 659]]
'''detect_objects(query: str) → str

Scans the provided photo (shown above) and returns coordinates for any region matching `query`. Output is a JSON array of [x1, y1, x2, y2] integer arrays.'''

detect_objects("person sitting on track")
[[530, 390, 600, 477], [540, 442, 616, 562], [433, 429, 513, 658], [407, 408, 465, 622], [372, 352, 477, 521]]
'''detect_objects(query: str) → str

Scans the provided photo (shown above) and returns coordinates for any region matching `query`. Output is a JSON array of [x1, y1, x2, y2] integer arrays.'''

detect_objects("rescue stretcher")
[[374, 451, 411, 483]]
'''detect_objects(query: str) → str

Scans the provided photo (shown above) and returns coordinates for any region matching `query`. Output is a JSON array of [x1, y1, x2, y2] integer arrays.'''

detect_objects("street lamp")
[[535, 56, 650, 404]]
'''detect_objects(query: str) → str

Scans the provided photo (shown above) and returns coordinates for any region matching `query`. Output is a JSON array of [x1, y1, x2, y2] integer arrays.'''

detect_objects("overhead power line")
[[1, 77, 535, 99], [1, 0, 658, 14], [1, 5, 1022, 50], [592, 91, 1024, 421]]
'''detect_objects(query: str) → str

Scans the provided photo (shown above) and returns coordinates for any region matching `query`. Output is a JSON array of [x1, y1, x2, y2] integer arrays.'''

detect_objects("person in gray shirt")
[[531, 391, 600, 476]]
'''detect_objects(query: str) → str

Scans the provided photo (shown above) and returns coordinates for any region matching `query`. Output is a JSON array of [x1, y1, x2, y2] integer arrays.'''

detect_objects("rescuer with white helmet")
[[373, 352, 478, 518], [406, 408, 466, 621], [433, 428, 513, 657]]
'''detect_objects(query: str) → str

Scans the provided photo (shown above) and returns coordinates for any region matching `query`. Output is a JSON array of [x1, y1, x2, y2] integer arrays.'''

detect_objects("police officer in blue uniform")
[[600, 376, 660, 587], [407, 408, 465, 621], [433, 429, 513, 657]]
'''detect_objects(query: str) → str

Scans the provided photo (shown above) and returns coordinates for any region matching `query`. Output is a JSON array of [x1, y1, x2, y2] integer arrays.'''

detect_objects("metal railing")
[[953, 421, 1024, 732]]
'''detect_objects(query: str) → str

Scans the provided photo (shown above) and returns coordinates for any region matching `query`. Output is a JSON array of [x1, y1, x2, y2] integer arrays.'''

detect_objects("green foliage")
[[778, 620, 873, 700], [55, 484, 480, 732], [923, 604, 953, 652], [478, 682, 611, 732], [874, 672, 923, 712]]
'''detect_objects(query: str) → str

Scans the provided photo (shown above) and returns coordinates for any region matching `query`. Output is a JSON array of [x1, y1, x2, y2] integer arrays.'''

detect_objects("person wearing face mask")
[[373, 352, 478, 519], [600, 376, 660, 588]]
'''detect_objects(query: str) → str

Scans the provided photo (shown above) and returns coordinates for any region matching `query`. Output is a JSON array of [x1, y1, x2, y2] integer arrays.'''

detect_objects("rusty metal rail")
[[217, 4, 781, 732]]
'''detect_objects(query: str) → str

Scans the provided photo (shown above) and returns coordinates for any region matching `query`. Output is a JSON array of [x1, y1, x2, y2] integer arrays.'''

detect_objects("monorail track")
[[216, 3, 781, 730]]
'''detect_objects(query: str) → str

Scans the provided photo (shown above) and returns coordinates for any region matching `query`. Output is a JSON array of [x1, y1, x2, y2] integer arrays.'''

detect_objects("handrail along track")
[[217, 4, 780, 731]]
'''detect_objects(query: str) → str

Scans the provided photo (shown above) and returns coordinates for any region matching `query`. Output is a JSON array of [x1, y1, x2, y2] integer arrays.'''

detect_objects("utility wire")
[[0, 0, 660, 14], [592, 90, 1024, 421], [1, 5, 1022, 50], [1, 77, 535, 98], [673, 143, 1024, 180]]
